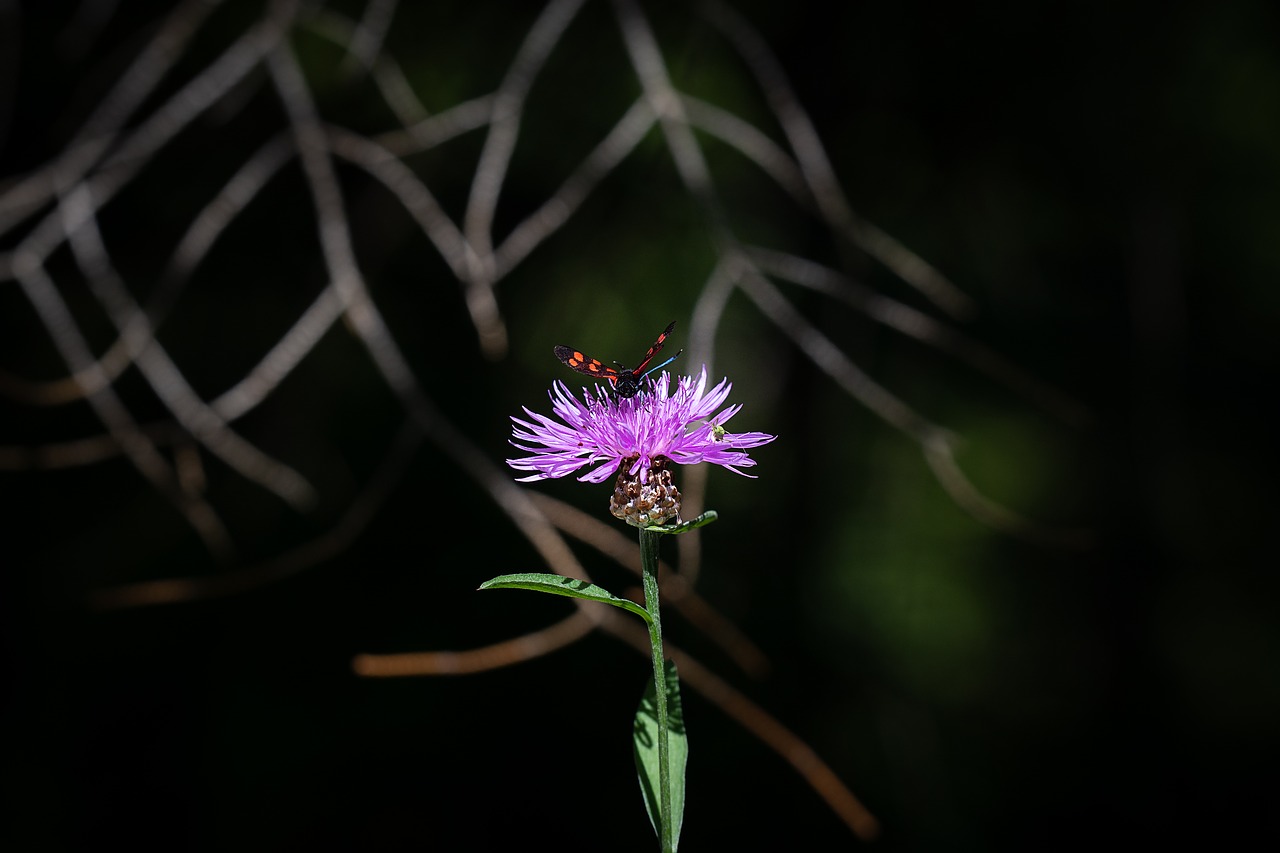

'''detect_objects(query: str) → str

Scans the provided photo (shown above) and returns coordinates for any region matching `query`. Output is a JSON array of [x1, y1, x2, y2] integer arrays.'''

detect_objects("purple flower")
[[508, 367, 776, 486]]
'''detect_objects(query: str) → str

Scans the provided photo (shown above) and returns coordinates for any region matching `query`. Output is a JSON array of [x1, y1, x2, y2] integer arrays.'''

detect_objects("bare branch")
[[528, 491, 771, 679], [90, 420, 426, 609], [462, 0, 590, 358], [327, 127, 475, 281], [0, 0, 225, 234], [353, 611, 598, 677], [602, 609, 881, 842], [734, 256, 1088, 545], [59, 183, 318, 509], [749, 246, 1093, 427], [701, 0, 975, 319], [493, 98, 657, 279], [9, 252, 235, 559]]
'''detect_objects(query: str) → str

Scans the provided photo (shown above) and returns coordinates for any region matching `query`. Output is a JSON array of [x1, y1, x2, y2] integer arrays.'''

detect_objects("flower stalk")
[[640, 526, 675, 853]]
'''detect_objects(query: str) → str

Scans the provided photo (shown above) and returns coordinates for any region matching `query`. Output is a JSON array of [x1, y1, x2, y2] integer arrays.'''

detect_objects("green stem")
[[639, 527, 673, 853]]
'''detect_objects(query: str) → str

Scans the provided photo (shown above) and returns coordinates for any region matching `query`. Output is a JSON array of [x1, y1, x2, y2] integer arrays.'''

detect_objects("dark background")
[[3, 1, 1277, 850]]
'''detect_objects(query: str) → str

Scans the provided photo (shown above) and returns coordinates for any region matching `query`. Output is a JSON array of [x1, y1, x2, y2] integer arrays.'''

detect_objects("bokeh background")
[[3, 1, 1277, 850]]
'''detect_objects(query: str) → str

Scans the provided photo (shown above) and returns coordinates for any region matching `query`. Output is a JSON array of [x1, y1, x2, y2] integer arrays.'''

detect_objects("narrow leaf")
[[647, 510, 718, 535], [633, 659, 687, 850], [478, 572, 652, 624]]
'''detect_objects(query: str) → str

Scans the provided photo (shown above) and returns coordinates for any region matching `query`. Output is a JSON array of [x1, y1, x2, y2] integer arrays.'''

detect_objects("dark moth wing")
[[553, 321, 678, 397], [554, 345, 619, 386]]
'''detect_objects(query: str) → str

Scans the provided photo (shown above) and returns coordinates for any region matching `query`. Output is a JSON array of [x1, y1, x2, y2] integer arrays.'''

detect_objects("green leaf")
[[478, 573, 652, 624], [647, 510, 718, 535], [634, 659, 687, 850]]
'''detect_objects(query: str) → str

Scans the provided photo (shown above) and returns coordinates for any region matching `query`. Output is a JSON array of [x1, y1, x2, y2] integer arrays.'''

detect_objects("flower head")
[[508, 367, 776, 524]]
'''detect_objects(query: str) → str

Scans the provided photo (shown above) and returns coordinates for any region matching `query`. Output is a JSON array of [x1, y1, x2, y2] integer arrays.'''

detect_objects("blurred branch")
[[91, 420, 424, 610], [460, 0, 590, 359], [609, 607, 881, 842], [9, 253, 237, 559], [701, 0, 974, 319], [748, 246, 1094, 428], [59, 183, 317, 509], [0, 0, 225, 234], [2, 3, 1099, 843], [353, 611, 599, 677], [527, 491, 771, 679]]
